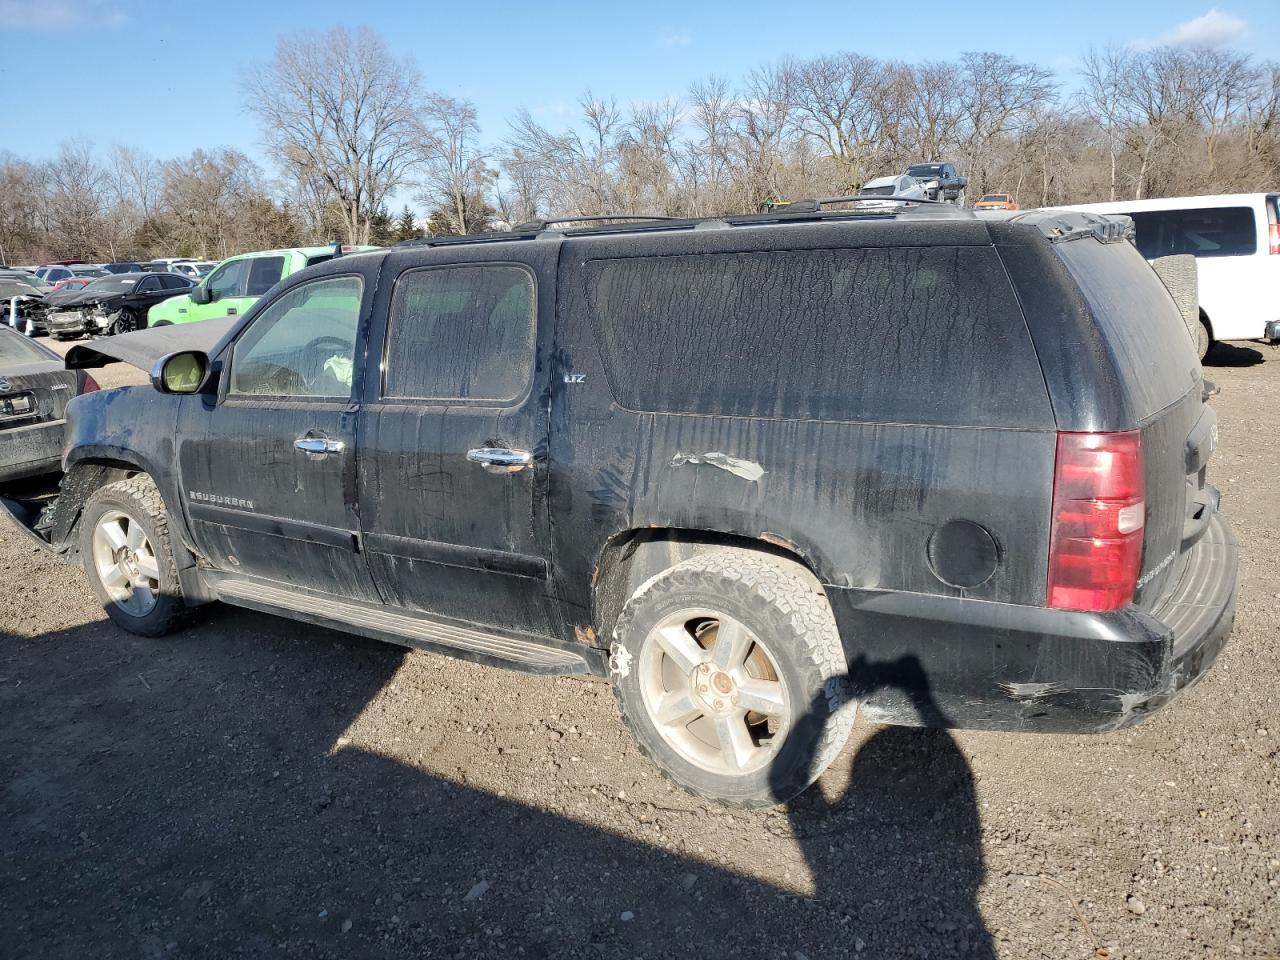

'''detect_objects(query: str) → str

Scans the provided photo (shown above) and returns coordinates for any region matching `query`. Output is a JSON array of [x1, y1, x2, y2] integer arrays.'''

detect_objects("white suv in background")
[[1060, 193, 1280, 352]]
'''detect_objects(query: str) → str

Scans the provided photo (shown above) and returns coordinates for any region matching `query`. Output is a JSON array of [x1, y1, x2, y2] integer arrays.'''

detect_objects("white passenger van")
[[1059, 193, 1280, 352]]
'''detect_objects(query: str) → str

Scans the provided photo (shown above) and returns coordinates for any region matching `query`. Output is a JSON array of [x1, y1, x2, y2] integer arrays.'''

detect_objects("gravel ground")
[[1, 340, 1278, 960]]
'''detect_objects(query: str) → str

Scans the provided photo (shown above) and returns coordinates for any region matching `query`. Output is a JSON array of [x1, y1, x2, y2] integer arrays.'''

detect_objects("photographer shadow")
[[774, 654, 996, 958]]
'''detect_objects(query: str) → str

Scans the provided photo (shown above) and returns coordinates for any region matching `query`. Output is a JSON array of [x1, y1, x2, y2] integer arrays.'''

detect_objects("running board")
[[214, 578, 602, 677]]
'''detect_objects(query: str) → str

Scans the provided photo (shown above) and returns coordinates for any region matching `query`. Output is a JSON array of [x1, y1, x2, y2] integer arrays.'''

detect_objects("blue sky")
[[2, 0, 1277, 209]]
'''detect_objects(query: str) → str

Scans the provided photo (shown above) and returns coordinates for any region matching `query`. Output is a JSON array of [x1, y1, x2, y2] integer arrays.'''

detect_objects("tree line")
[[2, 26, 1277, 265]]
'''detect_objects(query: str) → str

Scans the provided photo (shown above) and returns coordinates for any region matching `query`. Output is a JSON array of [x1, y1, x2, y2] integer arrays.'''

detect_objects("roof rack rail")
[[509, 214, 679, 232], [780, 193, 949, 214], [389, 201, 972, 249], [395, 230, 541, 249]]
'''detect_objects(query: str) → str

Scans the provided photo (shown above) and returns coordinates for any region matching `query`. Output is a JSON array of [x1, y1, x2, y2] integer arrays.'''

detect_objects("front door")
[[357, 252, 558, 636], [176, 269, 380, 602]]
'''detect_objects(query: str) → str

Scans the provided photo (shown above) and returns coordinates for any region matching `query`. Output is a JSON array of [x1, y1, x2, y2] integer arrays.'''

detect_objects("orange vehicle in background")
[[974, 193, 1020, 210]]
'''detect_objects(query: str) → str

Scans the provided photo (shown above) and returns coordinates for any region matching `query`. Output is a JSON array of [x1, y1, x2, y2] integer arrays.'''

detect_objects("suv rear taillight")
[[1046, 431, 1145, 612], [81, 374, 100, 394], [1268, 223, 1279, 256]]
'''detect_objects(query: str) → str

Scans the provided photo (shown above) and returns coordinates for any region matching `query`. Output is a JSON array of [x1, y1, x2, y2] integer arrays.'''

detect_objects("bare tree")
[[957, 52, 1057, 196], [418, 95, 492, 234], [786, 53, 885, 190], [43, 140, 109, 260], [243, 26, 428, 245], [160, 149, 267, 259], [0, 154, 41, 265]]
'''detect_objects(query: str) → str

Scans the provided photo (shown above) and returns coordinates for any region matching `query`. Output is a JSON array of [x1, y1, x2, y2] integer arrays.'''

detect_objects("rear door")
[[176, 266, 381, 601], [356, 246, 559, 636], [235, 254, 288, 316]]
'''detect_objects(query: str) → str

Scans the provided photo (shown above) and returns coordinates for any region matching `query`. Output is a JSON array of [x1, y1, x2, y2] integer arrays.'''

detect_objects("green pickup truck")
[[146, 245, 377, 327]]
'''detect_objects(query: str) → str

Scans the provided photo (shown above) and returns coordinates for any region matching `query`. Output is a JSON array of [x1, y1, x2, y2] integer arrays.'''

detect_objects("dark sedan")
[[0, 326, 98, 486], [45, 272, 195, 340]]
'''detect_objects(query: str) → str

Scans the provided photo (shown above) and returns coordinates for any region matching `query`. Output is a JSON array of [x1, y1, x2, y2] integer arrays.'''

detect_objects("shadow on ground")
[[1, 609, 994, 959], [1204, 342, 1267, 367]]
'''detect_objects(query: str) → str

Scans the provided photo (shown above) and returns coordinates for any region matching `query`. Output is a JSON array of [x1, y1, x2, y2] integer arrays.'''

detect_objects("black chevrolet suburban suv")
[[0, 206, 1237, 807]]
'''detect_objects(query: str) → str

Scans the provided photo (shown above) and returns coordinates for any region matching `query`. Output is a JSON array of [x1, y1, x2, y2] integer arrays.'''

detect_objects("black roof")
[[378, 204, 1128, 259]]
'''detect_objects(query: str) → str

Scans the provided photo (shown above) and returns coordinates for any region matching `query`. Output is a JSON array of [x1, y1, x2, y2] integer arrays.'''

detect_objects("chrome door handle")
[[295, 437, 345, 454], [466, 447, 533, 474]]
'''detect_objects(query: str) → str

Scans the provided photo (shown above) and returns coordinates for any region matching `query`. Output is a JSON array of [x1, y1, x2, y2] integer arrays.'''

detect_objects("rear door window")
[[1129, 207, 1257, 259], [245, 255, 286, 296], [582, 246, 1049, 426], [383, 264, 535, 403]]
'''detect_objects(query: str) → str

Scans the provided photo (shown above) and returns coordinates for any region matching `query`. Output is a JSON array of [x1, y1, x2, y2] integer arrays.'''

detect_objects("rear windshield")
[[584, 245, 1050, 426], [0, 330, 52, 365], [1128, 206, 1256, 259], [1054, 237, 1197, 417]]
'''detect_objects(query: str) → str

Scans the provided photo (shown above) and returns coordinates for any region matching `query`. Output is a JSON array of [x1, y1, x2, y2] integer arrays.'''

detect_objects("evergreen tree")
[[395, 204, 420, 242]]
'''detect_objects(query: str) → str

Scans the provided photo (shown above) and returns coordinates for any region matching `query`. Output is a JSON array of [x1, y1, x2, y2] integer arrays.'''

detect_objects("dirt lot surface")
[[2, 340, 1278, 960]]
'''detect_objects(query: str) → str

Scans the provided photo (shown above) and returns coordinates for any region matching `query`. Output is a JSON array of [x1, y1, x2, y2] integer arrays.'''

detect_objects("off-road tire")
[[1197, 320, 1212, 362], [610, 547, 855, 808], [79, 475, 186, 637]]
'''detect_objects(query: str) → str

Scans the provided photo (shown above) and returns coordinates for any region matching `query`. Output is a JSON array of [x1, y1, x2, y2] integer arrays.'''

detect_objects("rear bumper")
[[0, 419, 64, 483], [828, 513, 1237, 733]]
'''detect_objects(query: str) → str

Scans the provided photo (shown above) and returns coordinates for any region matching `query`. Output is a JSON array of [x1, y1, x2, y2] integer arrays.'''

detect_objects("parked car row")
[[1, 245, 372, 341], [45, 272, 197, 340], [855, 162, 971, 206]]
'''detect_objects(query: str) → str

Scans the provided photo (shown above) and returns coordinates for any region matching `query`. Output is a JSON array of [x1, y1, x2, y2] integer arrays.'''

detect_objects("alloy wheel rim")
[[91, 509, 160, 617], [638, 608, 790, 776]]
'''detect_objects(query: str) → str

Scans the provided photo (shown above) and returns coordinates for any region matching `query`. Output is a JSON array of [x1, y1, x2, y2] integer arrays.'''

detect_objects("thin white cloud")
[[1134, 7, 1245, 49], [532, 102, 578, 119], [0, 0, 126, 30], [659, 29, 692, 49]]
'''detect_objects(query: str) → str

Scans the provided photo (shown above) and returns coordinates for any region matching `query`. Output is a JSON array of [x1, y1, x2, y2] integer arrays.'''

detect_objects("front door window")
[[229, 275, 364, 399], [206, 260, 249, 301]]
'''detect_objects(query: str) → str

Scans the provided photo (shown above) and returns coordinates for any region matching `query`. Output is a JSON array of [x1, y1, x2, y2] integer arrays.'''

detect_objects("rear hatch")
[[1052, 233, 1214, 610]]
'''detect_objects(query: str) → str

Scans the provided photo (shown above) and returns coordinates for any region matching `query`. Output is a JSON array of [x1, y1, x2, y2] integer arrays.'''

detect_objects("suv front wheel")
[[610, 548, 855, 807], [79, 475, 186, 637]]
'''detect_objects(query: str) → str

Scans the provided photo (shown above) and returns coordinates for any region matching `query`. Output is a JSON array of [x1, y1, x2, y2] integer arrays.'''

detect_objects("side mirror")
[[151, 351, 209, 394], [190, 285, 212, 305]]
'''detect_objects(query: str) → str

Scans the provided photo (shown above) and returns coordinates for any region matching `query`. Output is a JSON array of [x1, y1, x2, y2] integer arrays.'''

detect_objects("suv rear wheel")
[[610, 548, 855, 807], [79, 475, 185, 637]]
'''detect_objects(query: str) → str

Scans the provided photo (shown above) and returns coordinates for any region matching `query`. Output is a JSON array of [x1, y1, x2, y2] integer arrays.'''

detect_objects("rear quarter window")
[[583, 246, 1049, 426], [1054, 236, 1198, 417]]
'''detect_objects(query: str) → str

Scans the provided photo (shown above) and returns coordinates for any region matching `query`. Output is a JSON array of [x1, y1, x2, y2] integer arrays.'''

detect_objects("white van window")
[[1129, 207, 1256, 259]]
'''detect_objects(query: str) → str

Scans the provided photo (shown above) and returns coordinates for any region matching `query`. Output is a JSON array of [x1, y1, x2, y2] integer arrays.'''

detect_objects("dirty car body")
[[0, 208, 1237, 803]]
